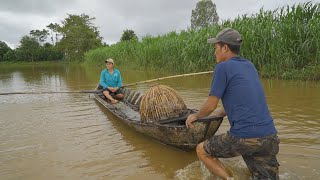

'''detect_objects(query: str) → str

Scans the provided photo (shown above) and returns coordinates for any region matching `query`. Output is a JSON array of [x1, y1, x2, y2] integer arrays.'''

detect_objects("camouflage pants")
[[204, 132, 280, 180]]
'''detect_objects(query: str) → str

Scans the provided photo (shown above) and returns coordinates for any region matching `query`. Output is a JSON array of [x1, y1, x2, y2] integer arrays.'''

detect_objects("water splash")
[[175, 158, 251, 180]]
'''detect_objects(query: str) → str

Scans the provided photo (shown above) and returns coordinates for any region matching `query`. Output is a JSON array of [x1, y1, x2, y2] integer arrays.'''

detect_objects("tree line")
[[0, 14, 142, 62], [0, 0, 217, 62], [0, 14, 104, 62]]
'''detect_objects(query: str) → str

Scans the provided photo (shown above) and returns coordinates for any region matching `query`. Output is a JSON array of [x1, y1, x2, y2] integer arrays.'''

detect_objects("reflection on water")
[[0, 64, 320, 179]]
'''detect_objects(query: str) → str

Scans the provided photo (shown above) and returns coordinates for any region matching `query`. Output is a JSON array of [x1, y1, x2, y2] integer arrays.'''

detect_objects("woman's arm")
[[100, 70, 108, 89]]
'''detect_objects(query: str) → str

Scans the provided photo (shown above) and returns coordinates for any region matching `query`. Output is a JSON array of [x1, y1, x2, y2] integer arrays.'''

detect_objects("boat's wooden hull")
[[94, 89, 223, 151]]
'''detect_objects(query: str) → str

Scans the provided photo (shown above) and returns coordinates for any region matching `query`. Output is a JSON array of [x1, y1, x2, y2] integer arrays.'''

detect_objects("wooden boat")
[[93, 87, 223, 151]]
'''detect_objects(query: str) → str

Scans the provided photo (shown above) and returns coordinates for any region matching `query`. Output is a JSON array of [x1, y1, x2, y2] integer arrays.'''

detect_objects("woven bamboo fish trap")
[[139, 85, 187, 122]]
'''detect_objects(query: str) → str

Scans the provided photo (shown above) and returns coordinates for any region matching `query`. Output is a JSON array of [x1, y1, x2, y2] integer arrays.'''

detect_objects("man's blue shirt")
[[209, 56, 277, 138], [100, 68, 122, 89]]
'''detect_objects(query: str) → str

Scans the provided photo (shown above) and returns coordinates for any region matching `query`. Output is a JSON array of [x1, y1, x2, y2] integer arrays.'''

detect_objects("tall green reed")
[[84, 2, 320, 80]]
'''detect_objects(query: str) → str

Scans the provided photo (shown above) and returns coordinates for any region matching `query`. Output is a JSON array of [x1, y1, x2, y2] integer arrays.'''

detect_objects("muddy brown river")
[[0, 64, 319, 179]]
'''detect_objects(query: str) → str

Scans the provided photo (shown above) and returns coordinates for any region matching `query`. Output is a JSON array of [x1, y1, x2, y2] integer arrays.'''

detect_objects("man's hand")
[[186, 96, 220, 128], [186, 114, 198, 129]]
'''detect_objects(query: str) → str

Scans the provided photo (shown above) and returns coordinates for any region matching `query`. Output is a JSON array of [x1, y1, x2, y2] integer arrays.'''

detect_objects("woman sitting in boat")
[[99, 58, 124, 104]]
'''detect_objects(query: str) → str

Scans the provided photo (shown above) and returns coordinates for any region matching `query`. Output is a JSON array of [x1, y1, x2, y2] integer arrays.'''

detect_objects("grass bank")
[[0, 60, 68, 66], [84, 2, 320, 81]]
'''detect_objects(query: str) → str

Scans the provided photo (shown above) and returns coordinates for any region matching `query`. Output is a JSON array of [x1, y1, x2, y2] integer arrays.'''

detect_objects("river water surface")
[[0, 64, 319, 180]]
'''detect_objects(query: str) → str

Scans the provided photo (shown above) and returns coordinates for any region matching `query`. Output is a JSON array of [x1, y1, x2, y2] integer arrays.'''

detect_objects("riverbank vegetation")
[[85, 2, 320, 81], [0, 14, 103, 62]]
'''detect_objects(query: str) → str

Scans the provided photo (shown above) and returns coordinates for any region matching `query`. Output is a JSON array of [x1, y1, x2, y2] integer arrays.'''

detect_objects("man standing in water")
[[186, 28, 279, 179], [100, 58, 124, 104]]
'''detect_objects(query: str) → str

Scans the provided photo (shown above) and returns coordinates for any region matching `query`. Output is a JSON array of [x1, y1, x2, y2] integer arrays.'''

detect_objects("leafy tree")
[[120, 29, 138, 42], [40, 43, 64, 61], [56, 14, 103, 61], [5, 50, 16, 61], [16, 36, 41, 62], [30, 29, 49, 44], [191, 0, 219, 29], [0, 41, 12, 61], [46, 23, 60, 45]]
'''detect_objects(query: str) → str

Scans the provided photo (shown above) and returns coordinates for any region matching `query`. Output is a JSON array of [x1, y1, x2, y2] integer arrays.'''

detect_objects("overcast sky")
[[0, 0, 317, 48]]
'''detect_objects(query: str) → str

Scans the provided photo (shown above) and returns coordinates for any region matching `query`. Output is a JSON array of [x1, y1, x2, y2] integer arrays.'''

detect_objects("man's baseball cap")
[[105, 58, 114, 64], [207, 28, 242, 46]]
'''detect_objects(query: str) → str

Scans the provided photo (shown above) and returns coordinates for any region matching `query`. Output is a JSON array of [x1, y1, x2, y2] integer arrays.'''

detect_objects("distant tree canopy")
[[0, 41, 12, 61], [191, 0, 219, 29], [30, 29, 49, 45], [120, 29, 138, 42], [2, 13, 101, 62], [11, 35, 62, 62], [56, 14, 103, 61], [16, 36, 40, 62], [46, 23, 60, 45]]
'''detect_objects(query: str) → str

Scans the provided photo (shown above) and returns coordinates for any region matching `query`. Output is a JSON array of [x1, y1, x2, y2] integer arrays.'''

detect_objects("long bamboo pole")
[[0, 90, 98, 95], [0, 71, 213, 95], [122, 70, 213, 87]]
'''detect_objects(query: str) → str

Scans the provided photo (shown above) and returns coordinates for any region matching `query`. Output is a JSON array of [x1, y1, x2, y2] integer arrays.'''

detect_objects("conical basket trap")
[[139, 85, 187, 122]]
